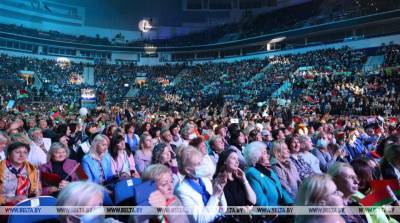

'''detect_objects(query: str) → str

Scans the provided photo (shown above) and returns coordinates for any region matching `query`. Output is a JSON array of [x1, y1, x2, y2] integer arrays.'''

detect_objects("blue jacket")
[[245, 166, 293, 206], [82, 153, 114, 184]]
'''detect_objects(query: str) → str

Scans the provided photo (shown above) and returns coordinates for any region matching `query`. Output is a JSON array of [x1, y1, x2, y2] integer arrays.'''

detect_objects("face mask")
[[195, 166, 208, 178], [189, 166, 204, 179], [189, 133, 197, 140], [317, 139, 328, 148]]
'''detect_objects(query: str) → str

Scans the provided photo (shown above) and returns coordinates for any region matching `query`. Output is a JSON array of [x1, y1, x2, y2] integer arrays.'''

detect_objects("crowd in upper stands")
[[1, 0, 399, 47], [0, 42, 398, 222], [1, 44, 399, 117]]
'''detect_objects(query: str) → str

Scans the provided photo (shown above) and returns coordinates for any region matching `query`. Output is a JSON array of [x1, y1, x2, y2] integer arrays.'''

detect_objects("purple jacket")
[[39, 159, 79, 195]]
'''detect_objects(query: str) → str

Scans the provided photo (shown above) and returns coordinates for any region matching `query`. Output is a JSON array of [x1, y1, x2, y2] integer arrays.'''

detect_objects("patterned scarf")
[[6, 159, 30, 196]]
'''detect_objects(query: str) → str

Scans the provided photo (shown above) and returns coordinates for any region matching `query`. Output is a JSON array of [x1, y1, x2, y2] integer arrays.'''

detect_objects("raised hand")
[[148, 190, 167, 207]]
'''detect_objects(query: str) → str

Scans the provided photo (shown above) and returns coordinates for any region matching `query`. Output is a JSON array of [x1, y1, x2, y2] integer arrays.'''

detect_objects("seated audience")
[[270, 139, 301, 200], [109, 135, 140, 178], [243, 141, 293, 206], [175, 146, 227, 223], [213, 149, 256, 221], [0, 142, 41, 205], [134, 133, 154, 174], [39, 142, 79, 196], [295, 174, 345, 223]]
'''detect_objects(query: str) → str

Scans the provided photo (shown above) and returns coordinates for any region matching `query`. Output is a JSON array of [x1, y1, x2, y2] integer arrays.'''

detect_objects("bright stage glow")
[[144, 44, 157, 54], [138, 19, 152, 33], [268, 37, 286, 44]]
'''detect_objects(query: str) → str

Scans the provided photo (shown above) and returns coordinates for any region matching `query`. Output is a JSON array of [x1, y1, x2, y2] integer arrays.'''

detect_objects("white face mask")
[[189, 133, 197, 140], [317, 139, 328, 148], [194, 166, 207, 178]]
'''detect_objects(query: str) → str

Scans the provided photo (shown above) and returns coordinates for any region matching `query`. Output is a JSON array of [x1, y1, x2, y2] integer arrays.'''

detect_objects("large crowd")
[[2, 44, 399, 116], [0, 42, 398, 223]]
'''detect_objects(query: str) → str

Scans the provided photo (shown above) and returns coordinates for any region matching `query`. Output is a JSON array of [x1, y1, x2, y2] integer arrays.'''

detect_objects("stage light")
[[144, 44, 157, 55], [138, 19, 152, 33], [268, 37, 286, 44]]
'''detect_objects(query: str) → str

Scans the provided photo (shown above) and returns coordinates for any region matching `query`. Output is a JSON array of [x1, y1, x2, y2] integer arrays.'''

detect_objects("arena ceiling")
[[50, 0, 309, 29]]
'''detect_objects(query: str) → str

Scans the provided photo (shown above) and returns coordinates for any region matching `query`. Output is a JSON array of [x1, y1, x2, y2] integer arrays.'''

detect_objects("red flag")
[[41, 172, 62, 186], [360, 186, 400, 206], [75, 165, 88, 180], [370, 179, 400, 192]]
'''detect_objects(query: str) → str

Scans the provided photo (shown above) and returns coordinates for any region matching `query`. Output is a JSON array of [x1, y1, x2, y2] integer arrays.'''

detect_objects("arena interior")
[[0, 0, 400, 223]]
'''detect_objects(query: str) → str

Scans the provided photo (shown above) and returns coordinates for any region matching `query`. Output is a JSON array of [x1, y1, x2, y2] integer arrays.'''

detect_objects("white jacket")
[[28, 138, 51, 167], [175, 177, 227, 223]]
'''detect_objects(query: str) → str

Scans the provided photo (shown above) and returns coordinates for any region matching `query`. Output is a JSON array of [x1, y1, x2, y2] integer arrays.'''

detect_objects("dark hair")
[[149, 127, 161, 138], [229, 129, 243, 145], [189, 136, 204, 148], [141, 122, 151, 133], [169, 123, 179, 132], [213, 149, 237, 179], [376, 134, 400, 157], [350, 158, 374, 194], [248, 129, 260, 143], [55, 124, 68, 137], [124, 123, 136, 133], [105, 124, 117, 137], [271, 129, 283, 140], [109, 134, 131, 159], [7, 142, 30, 156], [151, 143, 169, 164], [68, 122, 78, 134]]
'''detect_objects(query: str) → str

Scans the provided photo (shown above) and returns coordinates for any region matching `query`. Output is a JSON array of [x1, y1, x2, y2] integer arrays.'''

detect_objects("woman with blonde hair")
[[175, 146, 227, 223], [39, 142, 79, 196], [295, 174, 345, 223], [270, 139, 301, 200], [134, 133, 154, 174], [132, 164, 189, 223], [57, 181, 117, 223], [81, 134, 114, 185]]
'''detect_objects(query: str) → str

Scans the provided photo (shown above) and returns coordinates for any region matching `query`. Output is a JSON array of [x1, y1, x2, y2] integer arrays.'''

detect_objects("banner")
[[1, 206, 398, 216]]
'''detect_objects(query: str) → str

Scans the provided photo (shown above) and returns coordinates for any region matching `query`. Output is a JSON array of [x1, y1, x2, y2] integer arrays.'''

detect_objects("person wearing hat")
[[0, 142, 41, 205]]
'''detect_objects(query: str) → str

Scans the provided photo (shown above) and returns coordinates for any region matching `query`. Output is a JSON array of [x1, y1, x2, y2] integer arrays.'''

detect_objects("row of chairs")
[[8, 178, 154, 223]]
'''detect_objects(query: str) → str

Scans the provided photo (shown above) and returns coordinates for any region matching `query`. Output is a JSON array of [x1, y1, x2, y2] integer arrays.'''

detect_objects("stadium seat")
[[7, 196, 58, 223], [133, 180, 157, 206], [113, 178, 141, 205], [103, 190, 114, 206]]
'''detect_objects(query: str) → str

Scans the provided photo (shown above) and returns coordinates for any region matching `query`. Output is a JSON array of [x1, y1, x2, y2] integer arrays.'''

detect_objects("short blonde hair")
[[177, 146, 202, 175], [327, 162, 353, 179], [271, 139, 288, 160], [90, 134, 110, 152], [208, 135, 222, 149], [142, 164, 172, 182], [57, 181, 104, 222], [296, 174, 333, 206]]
